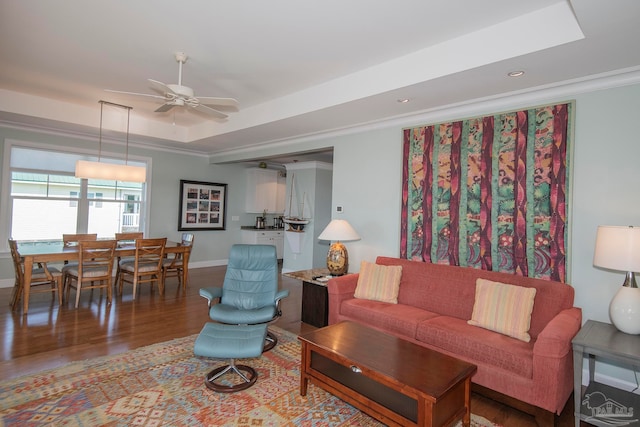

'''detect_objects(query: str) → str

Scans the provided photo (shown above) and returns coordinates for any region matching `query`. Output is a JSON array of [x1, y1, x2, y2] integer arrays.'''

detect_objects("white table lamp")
[[593, 225, 640, 334], [318, 219, 360, 276]]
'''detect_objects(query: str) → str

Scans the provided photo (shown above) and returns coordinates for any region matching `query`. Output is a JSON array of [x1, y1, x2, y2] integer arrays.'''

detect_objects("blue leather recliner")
[[199, 244, 289, 351]]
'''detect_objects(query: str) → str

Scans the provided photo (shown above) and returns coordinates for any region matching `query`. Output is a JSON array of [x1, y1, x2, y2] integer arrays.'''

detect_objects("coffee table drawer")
[[312, 350, 419, 422]]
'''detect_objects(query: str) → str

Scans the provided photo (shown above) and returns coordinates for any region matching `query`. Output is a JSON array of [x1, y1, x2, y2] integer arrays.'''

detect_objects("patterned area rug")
[[0, 327, 500, 426]]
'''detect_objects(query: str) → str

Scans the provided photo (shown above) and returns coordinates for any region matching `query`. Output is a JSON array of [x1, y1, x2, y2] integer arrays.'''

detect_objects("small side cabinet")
[[241, 230, 284, 259]]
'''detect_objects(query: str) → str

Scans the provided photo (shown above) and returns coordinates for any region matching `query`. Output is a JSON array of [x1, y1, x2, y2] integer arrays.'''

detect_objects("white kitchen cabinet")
[[245, 168, 277, 213], [242, 230, 284, 259]]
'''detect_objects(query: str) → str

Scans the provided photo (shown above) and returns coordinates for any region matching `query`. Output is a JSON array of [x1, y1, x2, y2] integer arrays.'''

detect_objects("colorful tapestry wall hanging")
[[401, 102, 572, 282]]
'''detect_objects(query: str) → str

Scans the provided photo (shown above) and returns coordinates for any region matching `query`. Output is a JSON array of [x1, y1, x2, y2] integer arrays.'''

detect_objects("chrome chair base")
[[204, 359, 257, 393], [264, 330, 278, 352]]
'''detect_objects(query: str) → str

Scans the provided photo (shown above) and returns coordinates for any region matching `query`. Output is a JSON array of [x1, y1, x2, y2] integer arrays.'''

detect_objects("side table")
[[572, 319, 640, 427], [283, 268, 332, 328]]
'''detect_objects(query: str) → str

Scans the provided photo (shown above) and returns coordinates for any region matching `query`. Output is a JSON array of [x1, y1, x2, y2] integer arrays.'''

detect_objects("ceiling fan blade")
[[148, 79, 175, 96], [155, 103, 176, 113], [193, 103, 228, 119], [104, 89, 166, 100], [197, 96, 239, 108]]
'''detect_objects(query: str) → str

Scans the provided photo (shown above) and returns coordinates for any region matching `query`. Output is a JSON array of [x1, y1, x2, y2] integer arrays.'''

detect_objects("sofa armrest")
[[533, 307, 582, 358], [531, 306, 582, 414], [327, 273, 359, 325]]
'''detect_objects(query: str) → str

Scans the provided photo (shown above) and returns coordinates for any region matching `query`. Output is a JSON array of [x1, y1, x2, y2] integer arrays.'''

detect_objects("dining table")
[[16, 239, 192, 313]]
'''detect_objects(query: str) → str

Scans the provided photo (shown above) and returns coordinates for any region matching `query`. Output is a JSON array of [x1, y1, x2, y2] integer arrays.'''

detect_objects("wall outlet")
[[231, 216, 240, 221], [336, 206, 343, 213]]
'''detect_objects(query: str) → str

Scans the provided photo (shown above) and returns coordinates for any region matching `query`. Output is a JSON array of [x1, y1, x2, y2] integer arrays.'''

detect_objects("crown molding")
[[209, 66, 640, 162]]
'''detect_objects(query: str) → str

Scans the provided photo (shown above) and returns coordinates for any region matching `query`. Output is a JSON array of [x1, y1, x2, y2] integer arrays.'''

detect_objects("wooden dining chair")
[[63, 239, 117, 308], [114, 232, 144, 243], [8, 239, 63, 314], [62, 233, 98, 265], [113, 232, 143, 288], [62, 233, 98, 247], [162, 233, 194, 291], [118, 237, 167, 299]]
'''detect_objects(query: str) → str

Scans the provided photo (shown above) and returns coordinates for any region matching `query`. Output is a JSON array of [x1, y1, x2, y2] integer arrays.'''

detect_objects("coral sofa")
[[327, 256, 582, 426]]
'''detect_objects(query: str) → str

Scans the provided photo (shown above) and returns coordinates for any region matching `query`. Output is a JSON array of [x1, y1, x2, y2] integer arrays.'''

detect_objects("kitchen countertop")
[[240, 226, 285, 231]]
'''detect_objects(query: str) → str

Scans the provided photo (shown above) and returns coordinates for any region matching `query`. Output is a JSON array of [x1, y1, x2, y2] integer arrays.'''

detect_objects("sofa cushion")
[[468, 278, 537, 342], [340, 299, 438, 338], [354, 261, 402, 304], [416, 316, 534, 378], [375, 257, 478, 321]]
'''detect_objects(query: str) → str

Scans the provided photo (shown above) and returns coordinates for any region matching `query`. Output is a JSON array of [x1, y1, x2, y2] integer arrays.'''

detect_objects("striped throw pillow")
[[354, 261, 403, 304], [468, 278, 537, 342]]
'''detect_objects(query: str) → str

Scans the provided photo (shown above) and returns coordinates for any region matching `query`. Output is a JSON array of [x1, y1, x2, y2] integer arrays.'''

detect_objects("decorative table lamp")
[[593, 225, 640, 334], [318, 219, 360, 276]]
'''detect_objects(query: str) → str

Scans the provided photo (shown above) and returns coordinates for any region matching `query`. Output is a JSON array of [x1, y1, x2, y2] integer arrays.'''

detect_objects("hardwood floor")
[[1, 265, 583, 426]]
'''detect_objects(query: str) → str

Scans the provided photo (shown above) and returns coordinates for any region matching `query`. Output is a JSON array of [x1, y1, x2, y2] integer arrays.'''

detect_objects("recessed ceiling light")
[[397, 98, 410, 103], [508, 70, 525, 77]]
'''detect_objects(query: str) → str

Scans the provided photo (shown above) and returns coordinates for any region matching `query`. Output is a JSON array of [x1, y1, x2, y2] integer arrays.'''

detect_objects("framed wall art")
[[178, 180, 227, 230]]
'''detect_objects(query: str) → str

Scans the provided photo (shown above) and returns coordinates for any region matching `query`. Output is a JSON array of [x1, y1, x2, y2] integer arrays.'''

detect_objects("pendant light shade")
[[75, 100, 146, 183], [75, 160, 146, 182]]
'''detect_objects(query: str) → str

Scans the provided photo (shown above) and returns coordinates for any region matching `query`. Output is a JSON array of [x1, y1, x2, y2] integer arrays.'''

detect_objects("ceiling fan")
[[105, 52, 239, 119]]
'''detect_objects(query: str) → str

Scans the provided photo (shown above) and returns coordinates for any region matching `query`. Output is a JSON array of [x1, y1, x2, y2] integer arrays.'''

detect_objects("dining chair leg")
[[10, 282, 23, 310], [159, 274, 165, 296], [175, 271, 182, 292], [65, 275, 72, 303], [56, 276, 63, 306], [23, 279, 30, 314], [118, 272, 124, 296], [114, 265, 120, 289], [132, 276, 138, 300], [75, 279, 82, 309], [107, 279, 113, 304], [182, 267, 189, 292]]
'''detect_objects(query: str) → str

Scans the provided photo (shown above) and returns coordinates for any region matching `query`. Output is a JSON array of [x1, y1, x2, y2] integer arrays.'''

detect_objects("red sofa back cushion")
[[375, 257, 575, 339]]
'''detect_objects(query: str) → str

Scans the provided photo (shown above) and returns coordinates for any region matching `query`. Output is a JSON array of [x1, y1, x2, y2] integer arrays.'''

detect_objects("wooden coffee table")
[[299, 321, 477, 427]]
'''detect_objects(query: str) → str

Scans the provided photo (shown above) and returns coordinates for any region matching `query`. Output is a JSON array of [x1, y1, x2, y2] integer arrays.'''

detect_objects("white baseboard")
[[582, 364, 640, 394], [0, 259, 230, 289]]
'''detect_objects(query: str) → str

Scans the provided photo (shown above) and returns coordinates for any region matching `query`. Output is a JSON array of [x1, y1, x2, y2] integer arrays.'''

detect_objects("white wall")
[[331, 126, 403, 269], [313, 167, 333, 267], [570, 84, 640, 324]]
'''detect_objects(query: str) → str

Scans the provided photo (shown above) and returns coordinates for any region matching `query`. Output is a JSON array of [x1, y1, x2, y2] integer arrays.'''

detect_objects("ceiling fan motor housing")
[[167, 84, 194, 98]]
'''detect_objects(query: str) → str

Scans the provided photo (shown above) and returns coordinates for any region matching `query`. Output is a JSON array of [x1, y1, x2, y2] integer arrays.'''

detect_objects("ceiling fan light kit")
[[105, 52, 239, 120]]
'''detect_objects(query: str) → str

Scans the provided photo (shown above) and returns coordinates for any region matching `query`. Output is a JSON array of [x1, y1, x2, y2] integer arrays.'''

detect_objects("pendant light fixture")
[[75, 100, 146, 183]]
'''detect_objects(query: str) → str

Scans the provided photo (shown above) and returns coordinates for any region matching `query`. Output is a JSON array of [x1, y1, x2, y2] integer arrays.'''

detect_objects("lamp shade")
[[75, 160, 146, 183], [593, 225, 640, 272], [318, 219, 361, 242]]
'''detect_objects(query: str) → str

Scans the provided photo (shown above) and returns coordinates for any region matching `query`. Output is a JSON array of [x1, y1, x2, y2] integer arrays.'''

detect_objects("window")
[[2, 142, 150, 243]]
